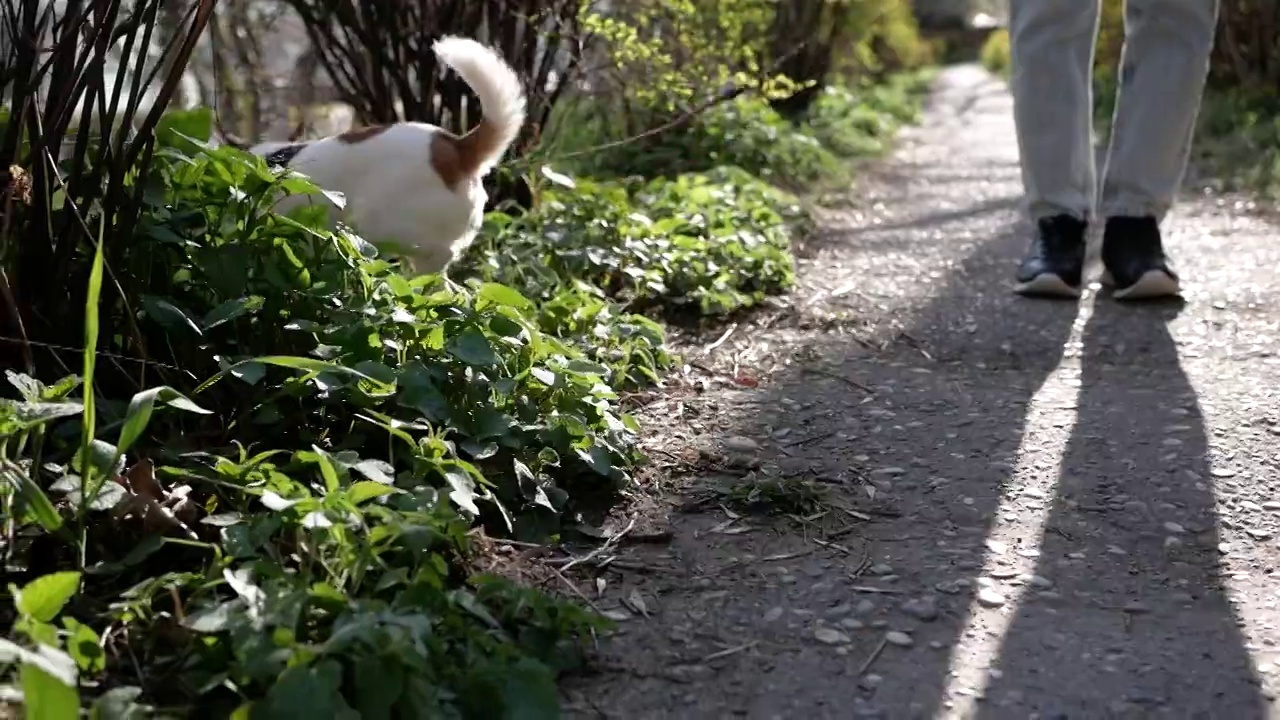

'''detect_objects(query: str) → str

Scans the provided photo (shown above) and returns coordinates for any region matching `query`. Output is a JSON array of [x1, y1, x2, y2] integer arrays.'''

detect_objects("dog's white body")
[[246, 36, 526, 274]]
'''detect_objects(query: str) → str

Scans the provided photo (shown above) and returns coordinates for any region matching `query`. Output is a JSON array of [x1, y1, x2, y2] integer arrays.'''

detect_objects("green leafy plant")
[[979, 29, 1011, 77], [0, 139, 637, 716], [459, 166, 803, 319]]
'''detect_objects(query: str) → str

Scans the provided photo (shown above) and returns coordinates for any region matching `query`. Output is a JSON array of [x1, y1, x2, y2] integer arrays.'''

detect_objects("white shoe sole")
[[1014, 273, 1081, 299], [1102, 269, 1181, 301]]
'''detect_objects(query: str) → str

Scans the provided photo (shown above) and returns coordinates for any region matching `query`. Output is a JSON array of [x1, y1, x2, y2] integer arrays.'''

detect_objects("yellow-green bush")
[[840, 0, 934, 77], [979, 28, 1010, 76]]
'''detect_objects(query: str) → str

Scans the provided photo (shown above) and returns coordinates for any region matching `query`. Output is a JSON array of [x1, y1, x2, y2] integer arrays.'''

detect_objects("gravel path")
[[562, 64, 1280, 719]]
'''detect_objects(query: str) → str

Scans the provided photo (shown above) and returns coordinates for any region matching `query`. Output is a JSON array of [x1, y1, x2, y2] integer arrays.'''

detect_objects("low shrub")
[[0, 137, 648, 717], [561, 71, 933, 189], [459, 166, 804, 320], [979, 28, 1011, 77]]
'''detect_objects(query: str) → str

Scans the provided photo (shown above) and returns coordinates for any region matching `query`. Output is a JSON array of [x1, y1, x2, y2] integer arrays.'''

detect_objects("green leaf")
[[6, 369, 43, 400], [197, 356, 391, 394], [182, 599, 243, 633], [442, 469, 480, 515], [63, 618, 104, 673], [117, 386, 212, 456], [352, 656, 404, 720], [41, 375, 84, 402], [260, 660, 350, 719], [1, 460, 63, 532], [80, 212, 106, 533], [230, 361, 267, 385], [348, 481, 397, 505], [3, 399, 83, 430], [155, 107, 214, 151], [20, 661, 80, 720], [0, 640, 75, 685], [501, 657, 560, 720], [307, 446, 343, 495], [477, 282, 533, 310], [15, 571, 81, 623], [352, 459, 395, 484], [447, 328, 500, 367], [72, 439, 123, 481], [90, 686, 147, 719], [201, 296, 265, 331], [139, 295, 203, 336]]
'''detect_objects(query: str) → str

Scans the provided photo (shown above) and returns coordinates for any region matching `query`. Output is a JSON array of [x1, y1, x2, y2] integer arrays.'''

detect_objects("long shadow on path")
[[561, 65, 1267, 719], [566, 66, 1087, 718], [977, 300, 1266, 717]]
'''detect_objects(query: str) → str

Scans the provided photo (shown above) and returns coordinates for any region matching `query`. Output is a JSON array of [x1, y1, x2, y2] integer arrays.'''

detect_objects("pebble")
[[723, 436, 760, 454], [885, 631, 914, 647], [855, 599, 876, 615], [815, 627, 851, 645], [902, 596, 940, 622], [763, 607, 784, 622], [1164, 521, 1186, 534], [976, 587, 1007, 608], [840, 618, 865, 630]]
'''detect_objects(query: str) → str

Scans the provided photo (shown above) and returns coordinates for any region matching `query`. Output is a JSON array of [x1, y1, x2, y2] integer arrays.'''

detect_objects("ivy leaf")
[[21, 661, 81, 720], [442, 469, 480, 515], [477, 282, 533, 311], [447, 328, 499, 366], [90, 686, 147, 719], [139, 295, 203, 336], [14, 571, 81, 623], [501, 657, 560, 720], [260, 660, 352, 719], [353, 459, 396, 484], [348, 481, 398, 505], [117, 386, 211, 456]]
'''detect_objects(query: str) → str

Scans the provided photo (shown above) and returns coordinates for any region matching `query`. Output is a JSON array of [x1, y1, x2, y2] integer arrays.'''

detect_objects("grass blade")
[[77, 214, 107, 567]]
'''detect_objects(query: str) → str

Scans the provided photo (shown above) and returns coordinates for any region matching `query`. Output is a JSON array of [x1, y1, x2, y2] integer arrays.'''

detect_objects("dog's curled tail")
[[432, 36, 527, 179]]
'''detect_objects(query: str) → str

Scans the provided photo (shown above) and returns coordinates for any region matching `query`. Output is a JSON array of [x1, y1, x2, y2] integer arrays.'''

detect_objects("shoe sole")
[[1102, 269, 1181, 301], [1014, 273, 1081, 299]]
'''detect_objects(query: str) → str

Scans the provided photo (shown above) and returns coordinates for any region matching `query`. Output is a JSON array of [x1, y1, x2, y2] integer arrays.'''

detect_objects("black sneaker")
[[1014, 214, 1088, 298], [1100, 216, 1180, 300]]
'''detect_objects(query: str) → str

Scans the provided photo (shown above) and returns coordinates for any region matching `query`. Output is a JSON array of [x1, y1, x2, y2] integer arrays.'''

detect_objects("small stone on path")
[[902, 596, 940, 622], [976, 587, 1006, 608], [815, 627, 851, 645], [724, 436, 760, 454], [885, 631, 914, 647]]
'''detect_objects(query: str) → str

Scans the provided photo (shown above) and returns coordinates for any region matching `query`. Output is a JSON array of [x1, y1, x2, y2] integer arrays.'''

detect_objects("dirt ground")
[[558, 64, 1280, 719]]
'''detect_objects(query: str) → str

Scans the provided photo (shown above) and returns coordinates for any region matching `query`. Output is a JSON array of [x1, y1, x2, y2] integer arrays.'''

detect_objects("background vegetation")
[[0, 0, 932, 716], [980, 0, 1280, 198]]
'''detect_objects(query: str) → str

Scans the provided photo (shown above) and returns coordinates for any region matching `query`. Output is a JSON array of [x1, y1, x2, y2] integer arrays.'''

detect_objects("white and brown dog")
[[238, 36, 526, 275]]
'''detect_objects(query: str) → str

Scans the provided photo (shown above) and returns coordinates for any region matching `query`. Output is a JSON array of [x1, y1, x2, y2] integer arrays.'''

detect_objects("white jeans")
[[1009, 0, 1219, 223]]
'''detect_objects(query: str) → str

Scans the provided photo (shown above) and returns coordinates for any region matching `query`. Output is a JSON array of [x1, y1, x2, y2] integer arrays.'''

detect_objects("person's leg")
[[1009, 0, 1102, 298], [1099, 0, 1219, 300]]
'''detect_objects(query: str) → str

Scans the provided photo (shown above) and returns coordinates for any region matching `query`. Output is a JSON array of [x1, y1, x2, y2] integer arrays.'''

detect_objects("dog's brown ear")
[[287, 118, 307, 142]]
